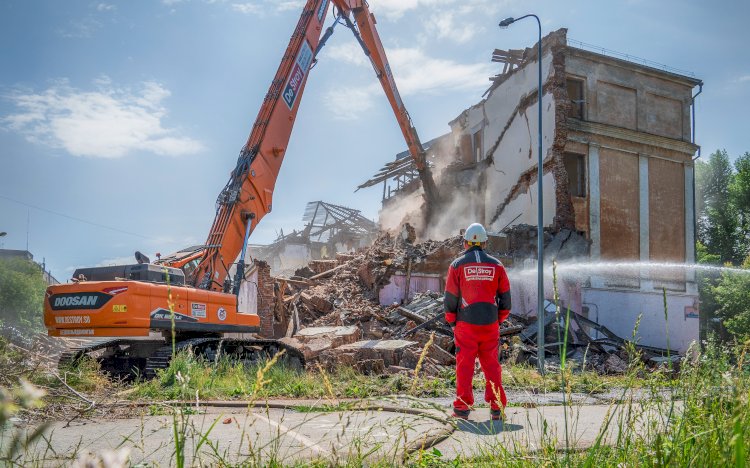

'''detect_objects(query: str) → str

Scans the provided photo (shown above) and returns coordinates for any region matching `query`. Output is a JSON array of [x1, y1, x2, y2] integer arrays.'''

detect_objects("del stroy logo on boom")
[[282, 40, 314, 110]]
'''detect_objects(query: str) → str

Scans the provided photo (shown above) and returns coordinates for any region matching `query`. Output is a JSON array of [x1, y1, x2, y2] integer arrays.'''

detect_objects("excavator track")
[[143, 337, 306, 380], [59, 338, 166, 381], [58, 338, 128, 368], [143, 337, 217, 379]]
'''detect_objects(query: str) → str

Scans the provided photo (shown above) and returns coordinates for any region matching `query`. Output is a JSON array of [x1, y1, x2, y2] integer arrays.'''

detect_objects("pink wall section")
[[379, 274, 441, 305]]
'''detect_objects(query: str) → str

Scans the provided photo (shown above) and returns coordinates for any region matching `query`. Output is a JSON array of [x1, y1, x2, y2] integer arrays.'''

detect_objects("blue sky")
[[0, 0, 748, 280]]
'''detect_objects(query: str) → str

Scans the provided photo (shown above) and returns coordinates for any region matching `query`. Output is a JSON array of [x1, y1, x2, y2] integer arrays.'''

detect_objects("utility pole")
[[499, 14, 546, 374]]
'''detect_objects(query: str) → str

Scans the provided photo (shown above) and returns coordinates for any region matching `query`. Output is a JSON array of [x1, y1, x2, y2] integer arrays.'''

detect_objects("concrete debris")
[[263, 223, 676, 378], [602, 353, 628, 375], [400, 223, 416, 244], [543, 228, 591, 262], [318, 339, 419, 374], [489, 224, 590, 266], [278, 325, 363, 361]]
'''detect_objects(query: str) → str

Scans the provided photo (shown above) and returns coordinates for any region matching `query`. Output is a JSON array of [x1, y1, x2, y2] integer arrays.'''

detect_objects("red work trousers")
[[453, 322, 507, 412]]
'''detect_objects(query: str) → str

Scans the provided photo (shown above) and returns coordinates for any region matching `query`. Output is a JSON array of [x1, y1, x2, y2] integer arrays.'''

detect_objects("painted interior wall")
[[450, 51, 559, 233], [582, 288, 699, 353]]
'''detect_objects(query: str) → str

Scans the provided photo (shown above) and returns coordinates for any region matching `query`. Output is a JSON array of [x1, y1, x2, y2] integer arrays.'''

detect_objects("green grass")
[[125, 348, 643, 403], [128, 350, 454, 401], [503, 362, 646, 394]]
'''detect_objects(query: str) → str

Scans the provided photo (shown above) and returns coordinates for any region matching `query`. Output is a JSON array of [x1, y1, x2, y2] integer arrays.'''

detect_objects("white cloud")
[[231, 2, 262, 14], [423, 11, 479, 44], [325, 44, 370, 67], [166, 0, 307, 14], [739, 75, 750, 83], [2, 79, 204, 159], [366, 0, 508, 21], [324, 85, 380, 120], [96, 3, 116, 11], [275, 0, 305, 11], [322, 42, 493, 118], [366, 0, 428, 21], [59, 17, 102, 38], [386, 47, 493, 95]]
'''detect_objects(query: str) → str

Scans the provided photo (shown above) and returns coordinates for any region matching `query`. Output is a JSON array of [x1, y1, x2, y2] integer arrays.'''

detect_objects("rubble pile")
[[268, 226, 464, 375], [266, 224, 678, 378]]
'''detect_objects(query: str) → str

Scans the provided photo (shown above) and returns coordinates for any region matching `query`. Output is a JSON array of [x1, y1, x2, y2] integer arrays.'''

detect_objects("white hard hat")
[[464, 223, 488, 242]]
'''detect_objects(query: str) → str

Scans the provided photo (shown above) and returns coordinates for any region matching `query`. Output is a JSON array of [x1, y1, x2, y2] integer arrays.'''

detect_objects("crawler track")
[[144, 337, 305, 379], [59, 337, 305, 380]]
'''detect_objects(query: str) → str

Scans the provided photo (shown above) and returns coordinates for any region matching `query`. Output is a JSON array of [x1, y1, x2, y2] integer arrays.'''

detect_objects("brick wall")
[[256, 260, 275, 338], [308, 259, 337, 275]]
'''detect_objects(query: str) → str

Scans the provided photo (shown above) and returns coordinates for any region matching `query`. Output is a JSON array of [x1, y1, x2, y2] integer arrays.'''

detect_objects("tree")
[[713, 255, 750, 341], [696, 150, 741, 264], [0, 257, 46, 332], [696, 241, 722, 341], [730, 152, 750, 258]]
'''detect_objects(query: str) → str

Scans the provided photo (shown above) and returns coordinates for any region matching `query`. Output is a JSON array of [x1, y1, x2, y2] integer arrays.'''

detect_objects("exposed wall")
[[582, 288, 699, 353], [649, 157, 686, 284], [271, 243, 312, 273], [564, 44, 698, 284], [565, 49, 694, 142], [378, 273, 442, 305], [256, 261, 275, 338], [599, 147, 640, 260], [450, 33, 565, 234], [237, 268, 259, 315]]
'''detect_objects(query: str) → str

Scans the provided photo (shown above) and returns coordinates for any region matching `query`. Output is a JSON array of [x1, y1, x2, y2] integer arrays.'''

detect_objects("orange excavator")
[[43, 0, 440, 378]]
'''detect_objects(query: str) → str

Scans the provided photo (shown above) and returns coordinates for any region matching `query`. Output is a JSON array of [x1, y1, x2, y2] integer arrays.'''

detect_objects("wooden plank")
[[308, 263, 347, 281]]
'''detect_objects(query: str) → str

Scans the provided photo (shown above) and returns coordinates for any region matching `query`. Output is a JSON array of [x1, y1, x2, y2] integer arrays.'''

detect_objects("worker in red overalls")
[[444, 223, 511, 420]]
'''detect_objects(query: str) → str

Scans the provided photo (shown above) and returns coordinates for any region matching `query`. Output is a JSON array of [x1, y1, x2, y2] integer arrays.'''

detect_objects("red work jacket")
[[444, 246, 511, 326]]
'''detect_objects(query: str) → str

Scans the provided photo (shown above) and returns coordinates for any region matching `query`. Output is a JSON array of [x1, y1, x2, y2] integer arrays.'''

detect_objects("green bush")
[[0, 257, 46, 332], [714, 256, 750, 341]]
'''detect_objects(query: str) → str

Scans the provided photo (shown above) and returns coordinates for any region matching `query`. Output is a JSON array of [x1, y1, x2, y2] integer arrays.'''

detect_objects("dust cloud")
[[378, 138, 486, 241]]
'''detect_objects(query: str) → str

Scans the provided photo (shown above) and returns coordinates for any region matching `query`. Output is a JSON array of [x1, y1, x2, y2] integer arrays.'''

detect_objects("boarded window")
[[596, 81, 637, 129], [566, 78, 585, 119], [472, 129, 483, 162], [564, 152, 586, 197], [459, 134, 473, 164]]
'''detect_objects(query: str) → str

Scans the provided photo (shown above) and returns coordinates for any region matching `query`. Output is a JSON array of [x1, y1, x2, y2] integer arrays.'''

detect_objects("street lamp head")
[[498, 17, 515, 28]]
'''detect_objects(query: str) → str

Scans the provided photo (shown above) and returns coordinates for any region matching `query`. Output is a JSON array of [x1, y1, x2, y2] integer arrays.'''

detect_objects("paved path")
[[14, 404, 443, 466], [7, 392, 677, 466]]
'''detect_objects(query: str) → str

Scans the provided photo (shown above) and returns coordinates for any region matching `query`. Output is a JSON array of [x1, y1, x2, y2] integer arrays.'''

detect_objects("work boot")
[[451, 408, 470, 420], [490, 408, 504, 421]]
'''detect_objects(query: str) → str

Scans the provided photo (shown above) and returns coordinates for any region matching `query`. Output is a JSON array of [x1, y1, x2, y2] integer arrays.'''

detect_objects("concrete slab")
[[295, 326, 360, 341], [337, 339, 417, 351]]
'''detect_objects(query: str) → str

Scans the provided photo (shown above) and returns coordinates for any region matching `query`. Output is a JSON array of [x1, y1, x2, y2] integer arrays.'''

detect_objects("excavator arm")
[[190, 0, 439, 292], [332, 0, 440, 206]]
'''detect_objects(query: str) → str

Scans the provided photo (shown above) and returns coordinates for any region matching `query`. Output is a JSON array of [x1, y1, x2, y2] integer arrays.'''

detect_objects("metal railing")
[[567, 38, 696, 78]]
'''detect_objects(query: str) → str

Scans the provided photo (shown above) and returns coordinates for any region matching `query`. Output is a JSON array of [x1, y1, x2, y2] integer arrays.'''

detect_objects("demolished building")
[[361, 29, 702, 353], [251, 201, 378, 275]]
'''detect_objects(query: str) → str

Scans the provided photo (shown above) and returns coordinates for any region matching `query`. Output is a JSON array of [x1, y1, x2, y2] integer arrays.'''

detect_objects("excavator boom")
[[192, 0, 440, 292]]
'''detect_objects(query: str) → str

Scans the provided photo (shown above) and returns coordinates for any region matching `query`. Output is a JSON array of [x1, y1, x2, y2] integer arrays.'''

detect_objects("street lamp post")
[[499, 14, 545, 374]]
